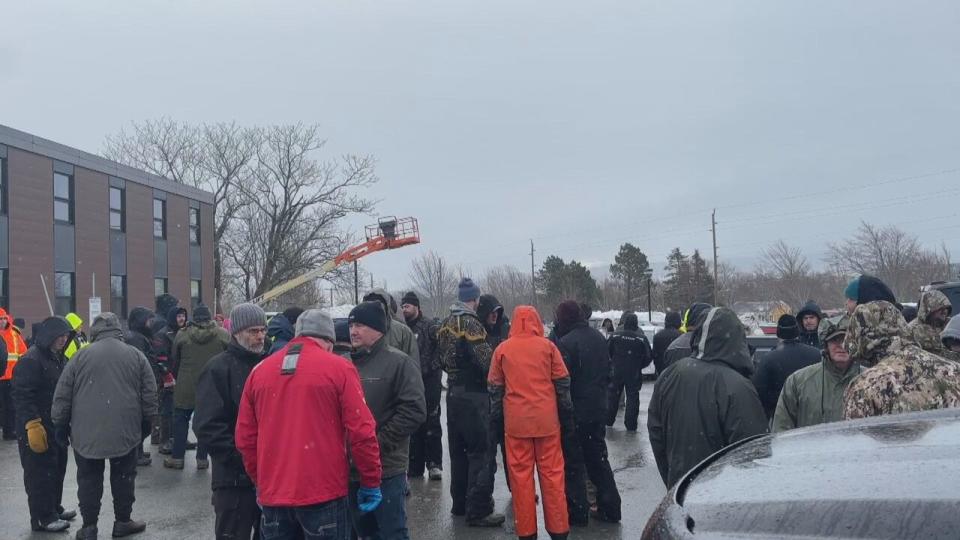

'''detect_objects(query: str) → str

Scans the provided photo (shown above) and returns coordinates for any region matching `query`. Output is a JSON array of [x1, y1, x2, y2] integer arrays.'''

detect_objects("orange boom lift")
[[252, 217, 420, 306]]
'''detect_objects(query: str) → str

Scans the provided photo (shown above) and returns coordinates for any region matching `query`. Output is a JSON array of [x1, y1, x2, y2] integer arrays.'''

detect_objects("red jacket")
[[236, 337, 381, 507]]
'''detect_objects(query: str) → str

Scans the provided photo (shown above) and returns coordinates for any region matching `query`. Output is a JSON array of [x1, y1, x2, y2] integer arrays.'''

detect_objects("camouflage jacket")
[[436, 302, 493, 390], [908, 290, 960, 361], [843, 301, 960, 419]]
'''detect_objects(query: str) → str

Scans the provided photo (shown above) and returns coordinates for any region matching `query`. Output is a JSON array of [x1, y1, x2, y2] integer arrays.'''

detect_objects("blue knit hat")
[[458, 278, 481, 303]]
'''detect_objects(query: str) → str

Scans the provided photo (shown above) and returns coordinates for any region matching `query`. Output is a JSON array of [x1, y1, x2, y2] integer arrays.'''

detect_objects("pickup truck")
[[921, 280, 960, 312]]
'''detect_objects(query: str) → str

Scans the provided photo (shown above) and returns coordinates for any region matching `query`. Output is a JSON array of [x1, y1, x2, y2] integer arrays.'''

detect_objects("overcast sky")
[[3, 1, 959, 290]]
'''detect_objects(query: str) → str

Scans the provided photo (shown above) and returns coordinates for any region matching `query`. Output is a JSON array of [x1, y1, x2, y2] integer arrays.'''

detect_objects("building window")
[[189, 207, 200, 245], [110, 275, 127, 318], [110, 187, 125, 232], [191, 280, 201, 308], [0, 157, 7, 215], [54, 272, 75, 316], [153, 199, 166, 239], [54, 172, 74, 224], [0, 269, 7, 310], [154, 278, 168, 298]]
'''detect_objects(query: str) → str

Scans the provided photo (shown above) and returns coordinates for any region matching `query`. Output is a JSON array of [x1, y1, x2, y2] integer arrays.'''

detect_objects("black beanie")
[[401, 291, 420, 308], [776, 314, 800, 340], [555, 301, 583, 328], [623, 313, 639, 331], [193, 305, 212, 323], [282, 307, 304, 326], [856, 275, 897, 306], [349, 301, 388, 335]]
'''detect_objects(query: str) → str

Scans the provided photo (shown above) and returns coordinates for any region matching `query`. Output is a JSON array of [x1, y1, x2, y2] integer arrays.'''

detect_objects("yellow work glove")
[[25, 419, 48, 454]]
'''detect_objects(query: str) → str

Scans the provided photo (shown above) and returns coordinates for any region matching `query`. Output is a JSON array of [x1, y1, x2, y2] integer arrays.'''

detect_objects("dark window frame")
[[189, 207, 200, 245], [110, 187, 126, 232], [154, 277, 168, 297], [110, 275, 127, 318], [54, 271, 75, 316], [0, 268, 8, 310], [0, 157, 7, 216], [153, 199, 166, 239], [190, 279, 201, 308], [54, 172, 74, 224]]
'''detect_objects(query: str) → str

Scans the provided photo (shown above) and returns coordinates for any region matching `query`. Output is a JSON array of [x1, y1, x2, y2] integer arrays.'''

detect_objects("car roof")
[[677, 408, 960, 538]]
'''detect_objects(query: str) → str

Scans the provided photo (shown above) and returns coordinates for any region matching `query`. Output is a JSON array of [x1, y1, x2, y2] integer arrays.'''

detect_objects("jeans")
[[173, 408, 207, 460], [261, 497, 349, 540], [348, 474, 409, 540], [75, 446, 139, 526]]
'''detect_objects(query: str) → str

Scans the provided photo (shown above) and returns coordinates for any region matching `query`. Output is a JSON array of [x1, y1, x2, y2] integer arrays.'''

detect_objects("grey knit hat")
[[295, 309, 336, 342], [230, 303, 266, 334]]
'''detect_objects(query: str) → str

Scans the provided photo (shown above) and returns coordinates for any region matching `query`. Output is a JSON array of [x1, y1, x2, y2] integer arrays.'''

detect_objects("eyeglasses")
[[242, 327, 268, 336]]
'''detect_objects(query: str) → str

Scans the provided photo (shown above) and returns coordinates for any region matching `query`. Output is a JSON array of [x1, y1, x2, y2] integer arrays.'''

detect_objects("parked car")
[[641, 408, 960, 539]]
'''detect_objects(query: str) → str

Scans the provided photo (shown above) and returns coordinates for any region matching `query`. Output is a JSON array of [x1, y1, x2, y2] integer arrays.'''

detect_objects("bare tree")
[[104, 119, 259, 311], [224, 124, 377, 301], [481, 265, 533, 316], [409, 251, 459, 318], [758, 240, 816, 309], [827, 221, 950, 299]]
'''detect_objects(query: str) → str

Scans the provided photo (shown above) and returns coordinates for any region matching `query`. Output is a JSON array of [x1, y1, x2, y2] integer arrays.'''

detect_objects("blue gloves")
[[357, 487, 382, 512]]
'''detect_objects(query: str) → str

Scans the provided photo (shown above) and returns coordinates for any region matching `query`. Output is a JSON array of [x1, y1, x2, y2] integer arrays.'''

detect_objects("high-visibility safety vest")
[[64, 313, 89, 360], [1, 325, 27, 381]]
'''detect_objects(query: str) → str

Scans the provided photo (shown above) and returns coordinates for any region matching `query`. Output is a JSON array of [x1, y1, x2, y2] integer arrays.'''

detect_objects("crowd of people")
[[1, 272, 960, 539]]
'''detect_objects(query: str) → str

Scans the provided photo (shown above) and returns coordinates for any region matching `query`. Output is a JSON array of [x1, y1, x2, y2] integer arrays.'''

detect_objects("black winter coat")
[[608, 329, 652, 380], [12, 317, 73, 433], [193, 340, 264, 490], [557, 321, 611, 424], [407, 315, 440, 374], [652, 327, 682, 375], [751, 340, 821, 420], [647, 307, 767, 489], [796, 301, 823, 349]]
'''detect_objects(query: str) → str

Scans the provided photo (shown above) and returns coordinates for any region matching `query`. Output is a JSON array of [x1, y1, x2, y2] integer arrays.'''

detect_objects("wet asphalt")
[[0, 385, 665, 539]]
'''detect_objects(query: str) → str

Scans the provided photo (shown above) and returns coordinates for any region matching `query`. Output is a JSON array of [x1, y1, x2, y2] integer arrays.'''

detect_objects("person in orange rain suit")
[[0, 308, 29, 440], [488, 306, 573, 540]]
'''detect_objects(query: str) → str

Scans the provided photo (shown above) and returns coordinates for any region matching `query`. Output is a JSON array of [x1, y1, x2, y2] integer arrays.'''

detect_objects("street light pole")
[[644, 269, 654, 323]]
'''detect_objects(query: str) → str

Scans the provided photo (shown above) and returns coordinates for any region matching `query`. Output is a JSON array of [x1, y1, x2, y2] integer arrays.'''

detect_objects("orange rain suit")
[[0, 309, 28, 381], [488, 306, 570, 538]]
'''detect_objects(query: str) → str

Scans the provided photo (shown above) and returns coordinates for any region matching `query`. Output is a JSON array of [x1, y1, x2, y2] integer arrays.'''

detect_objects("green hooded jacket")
[[772, 356, 863, 433], [908, 290, 959, 361], [647, 307, 768, 488], [172, 321, 230, 409]]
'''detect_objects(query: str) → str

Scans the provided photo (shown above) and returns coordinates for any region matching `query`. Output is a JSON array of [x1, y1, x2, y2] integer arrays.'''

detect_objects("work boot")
[[467, 513, 505, 527], [163, 457, 184, 470], [75, 525, 98, 539], [111, 519, 146, 537], [33, 518, 70, 532], [428, 467, 442, 481], [59, 508, 78, 521], [197, 458, 209, 470], [590, 508, 620, 523]]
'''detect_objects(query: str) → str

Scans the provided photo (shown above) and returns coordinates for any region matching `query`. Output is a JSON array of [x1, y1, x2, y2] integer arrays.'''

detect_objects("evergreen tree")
[[609, 243, 650, 310]]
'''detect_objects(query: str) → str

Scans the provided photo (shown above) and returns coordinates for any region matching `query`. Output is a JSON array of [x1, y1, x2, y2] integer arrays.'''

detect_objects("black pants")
[[446, 388, 496, 520], [408, 370, 443, 476], [606, 370, 641, 431], [18, 434, 68, 528], [75, 446, 139, 526], [0, 381, 16, 438], [212, 488, 261, 540], [564, 421, 621, 523]]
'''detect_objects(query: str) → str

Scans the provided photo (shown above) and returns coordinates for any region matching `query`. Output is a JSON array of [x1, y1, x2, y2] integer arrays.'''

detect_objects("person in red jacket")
[[488, 306, 573, 540], [236, 309, 382, 540]]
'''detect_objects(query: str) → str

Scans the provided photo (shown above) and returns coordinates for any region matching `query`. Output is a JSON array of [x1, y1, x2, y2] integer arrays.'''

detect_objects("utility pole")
[[711, 209, 719, 305], [353, 261, 359, 304], [530, 239, 536, 305]]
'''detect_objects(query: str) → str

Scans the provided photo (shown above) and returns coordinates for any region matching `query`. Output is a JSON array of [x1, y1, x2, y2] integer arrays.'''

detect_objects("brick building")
[[0, 124, 215, 335]]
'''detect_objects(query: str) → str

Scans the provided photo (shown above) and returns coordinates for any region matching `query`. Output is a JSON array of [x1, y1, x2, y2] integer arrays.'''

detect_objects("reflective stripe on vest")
[[1, 328, 24, 381]]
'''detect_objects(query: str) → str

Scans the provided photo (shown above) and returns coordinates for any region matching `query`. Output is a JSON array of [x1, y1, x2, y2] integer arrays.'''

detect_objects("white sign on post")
[[89, 297, 102, 323]]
